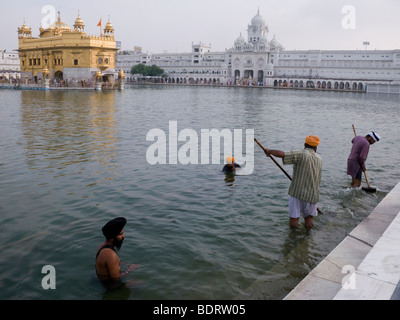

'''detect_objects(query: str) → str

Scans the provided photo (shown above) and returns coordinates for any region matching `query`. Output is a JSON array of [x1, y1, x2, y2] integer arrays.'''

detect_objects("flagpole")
[[98, 18, 102, 35]]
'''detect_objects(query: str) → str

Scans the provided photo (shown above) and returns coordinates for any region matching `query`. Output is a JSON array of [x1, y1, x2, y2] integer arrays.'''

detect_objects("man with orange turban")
[[262, 136, 322, 229], [222, 156, 241, 172]]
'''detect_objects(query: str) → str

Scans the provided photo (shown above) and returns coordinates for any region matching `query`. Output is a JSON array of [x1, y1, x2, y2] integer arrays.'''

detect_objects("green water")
[[0, 86, 399, 299]]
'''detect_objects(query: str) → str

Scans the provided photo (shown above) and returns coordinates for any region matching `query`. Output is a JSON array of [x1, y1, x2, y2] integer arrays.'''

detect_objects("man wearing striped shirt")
[[263, 136, 322, 229]]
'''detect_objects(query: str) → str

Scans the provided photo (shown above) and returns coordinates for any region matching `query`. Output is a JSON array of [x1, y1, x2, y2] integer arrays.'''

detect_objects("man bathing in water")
[[222, 156, 241, 173], [96, 217, 139, 283]]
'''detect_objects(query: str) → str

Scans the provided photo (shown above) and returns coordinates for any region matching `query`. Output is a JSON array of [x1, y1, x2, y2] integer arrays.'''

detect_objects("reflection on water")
[[1, 87, 400, 300], [20, 91, 119, 187], [224, 172, 236, 185]]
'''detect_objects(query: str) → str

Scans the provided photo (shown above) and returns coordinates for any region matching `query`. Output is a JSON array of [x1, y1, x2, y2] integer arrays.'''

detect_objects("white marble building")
[[0, 50, 20, 81], [117, 43, 231, 85], [116, 10, 400, 92]]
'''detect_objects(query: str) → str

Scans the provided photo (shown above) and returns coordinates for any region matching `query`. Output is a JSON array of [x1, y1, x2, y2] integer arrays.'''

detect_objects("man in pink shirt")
[[347, 131, 381, 188]]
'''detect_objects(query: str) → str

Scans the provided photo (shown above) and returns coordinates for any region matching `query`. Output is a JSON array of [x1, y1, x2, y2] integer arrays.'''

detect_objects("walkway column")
[[118, 69, 125, 90], [95, 70, 102, 91], [42, 67, 50, 90]]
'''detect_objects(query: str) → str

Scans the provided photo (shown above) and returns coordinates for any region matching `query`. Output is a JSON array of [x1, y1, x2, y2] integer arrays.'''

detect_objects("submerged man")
[[222, 156, 241, 173], [262, 136, 322, 229], [95, 217, 138, 283], [347, 131, 381, 188]]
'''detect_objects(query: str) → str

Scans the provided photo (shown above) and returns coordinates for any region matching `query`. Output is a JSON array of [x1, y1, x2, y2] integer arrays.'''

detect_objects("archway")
[[244, 70, 253, 79], [257, 70, 264, 83], [54, 71, 63, 80]]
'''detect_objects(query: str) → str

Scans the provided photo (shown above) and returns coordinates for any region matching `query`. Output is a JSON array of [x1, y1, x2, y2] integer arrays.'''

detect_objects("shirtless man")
[[95, 217, 138, 283]]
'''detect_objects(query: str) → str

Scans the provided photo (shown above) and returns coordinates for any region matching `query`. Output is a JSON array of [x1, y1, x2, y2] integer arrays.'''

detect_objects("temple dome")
[[251, 9, 266, 27], [20, 22, 29, 32], [103, 18, 115, 36], [18, 19, 32, 37], [73, 13, 85, 31], [234, 33, 245, 45], [269, 35, 283, 49], [104, 20, 114, 31], [47, 12, 71, 32]]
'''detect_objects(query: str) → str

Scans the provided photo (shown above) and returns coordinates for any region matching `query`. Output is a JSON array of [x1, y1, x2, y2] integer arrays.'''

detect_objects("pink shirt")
[[348, 136, 370, 170]]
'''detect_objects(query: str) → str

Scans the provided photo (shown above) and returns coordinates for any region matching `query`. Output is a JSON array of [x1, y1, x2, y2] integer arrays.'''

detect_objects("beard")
[[113, 237, 124, 251]]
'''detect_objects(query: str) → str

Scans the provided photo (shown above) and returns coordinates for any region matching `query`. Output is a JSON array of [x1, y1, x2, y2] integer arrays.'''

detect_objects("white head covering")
[[369, 131, 381, 142]]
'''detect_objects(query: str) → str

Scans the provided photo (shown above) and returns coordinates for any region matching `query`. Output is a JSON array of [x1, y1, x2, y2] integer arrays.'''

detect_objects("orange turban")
[[226, 156, 235, 164], [305, 135, 320, 147]]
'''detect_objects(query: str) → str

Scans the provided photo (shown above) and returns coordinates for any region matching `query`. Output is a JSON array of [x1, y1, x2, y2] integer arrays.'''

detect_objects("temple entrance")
[[257, 70, 264, 83], [244, 70, 253, 79], [54, 71, 63, 80]]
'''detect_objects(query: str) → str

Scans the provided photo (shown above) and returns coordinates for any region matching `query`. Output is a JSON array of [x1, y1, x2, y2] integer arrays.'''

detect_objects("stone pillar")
[[42, 67, 50, 90], [118, 69, 125, 90], [95, 70, 102, 91]]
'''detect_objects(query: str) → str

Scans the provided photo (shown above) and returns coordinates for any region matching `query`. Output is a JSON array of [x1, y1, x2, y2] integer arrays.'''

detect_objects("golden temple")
[[17, 11, 118, 83]]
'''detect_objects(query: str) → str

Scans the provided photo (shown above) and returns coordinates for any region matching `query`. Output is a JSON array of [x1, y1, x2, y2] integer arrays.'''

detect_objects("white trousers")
[[289, 196, 318, 219]]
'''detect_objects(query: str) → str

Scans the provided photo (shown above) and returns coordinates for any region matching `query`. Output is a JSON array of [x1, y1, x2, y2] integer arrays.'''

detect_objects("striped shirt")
[[283, 148, 322, 204]]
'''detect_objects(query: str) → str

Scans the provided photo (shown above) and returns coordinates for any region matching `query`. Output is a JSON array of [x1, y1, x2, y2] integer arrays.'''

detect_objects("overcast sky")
[[2, 0, 400, 53]]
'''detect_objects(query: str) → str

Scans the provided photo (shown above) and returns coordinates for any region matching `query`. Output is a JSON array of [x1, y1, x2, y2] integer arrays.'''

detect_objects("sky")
[[2, 0, 400, 53]]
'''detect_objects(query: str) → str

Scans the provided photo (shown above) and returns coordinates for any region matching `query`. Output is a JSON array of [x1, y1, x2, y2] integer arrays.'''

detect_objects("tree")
[[130, 64, 146, 75], [130, 64, 166, 77], [148, 65, 165, 77]]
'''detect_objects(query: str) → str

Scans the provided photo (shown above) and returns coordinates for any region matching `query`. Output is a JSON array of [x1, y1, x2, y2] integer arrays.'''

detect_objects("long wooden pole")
[[254, 138, 292, 181]]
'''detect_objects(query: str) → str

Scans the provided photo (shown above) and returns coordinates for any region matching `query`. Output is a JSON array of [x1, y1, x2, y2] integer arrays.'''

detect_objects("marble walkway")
[[284, 182, 400, 300]]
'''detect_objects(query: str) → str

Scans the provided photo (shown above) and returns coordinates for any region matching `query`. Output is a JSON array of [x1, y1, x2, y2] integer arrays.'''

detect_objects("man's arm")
[[358, 144, 370, 171], [263, 148, 285, 159], [105, 251, 122, 281]]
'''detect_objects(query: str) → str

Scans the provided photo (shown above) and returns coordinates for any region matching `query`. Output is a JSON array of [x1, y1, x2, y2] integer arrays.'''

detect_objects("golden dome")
[[104, 20, 114, 30], [18, 19, 32, 36], [104, 17, 114, 35], [74, 17, 84, 26], [73, 12, 85, 31], [47, 11, 71, 32], [20, 22, 29, 32]]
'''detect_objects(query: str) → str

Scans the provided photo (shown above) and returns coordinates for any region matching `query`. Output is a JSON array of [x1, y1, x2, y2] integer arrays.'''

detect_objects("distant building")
[[0, 50, 20, 81], [117, 42, 230, 85], [117, 9, 400, 93], [17, 12, 118, 84]]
